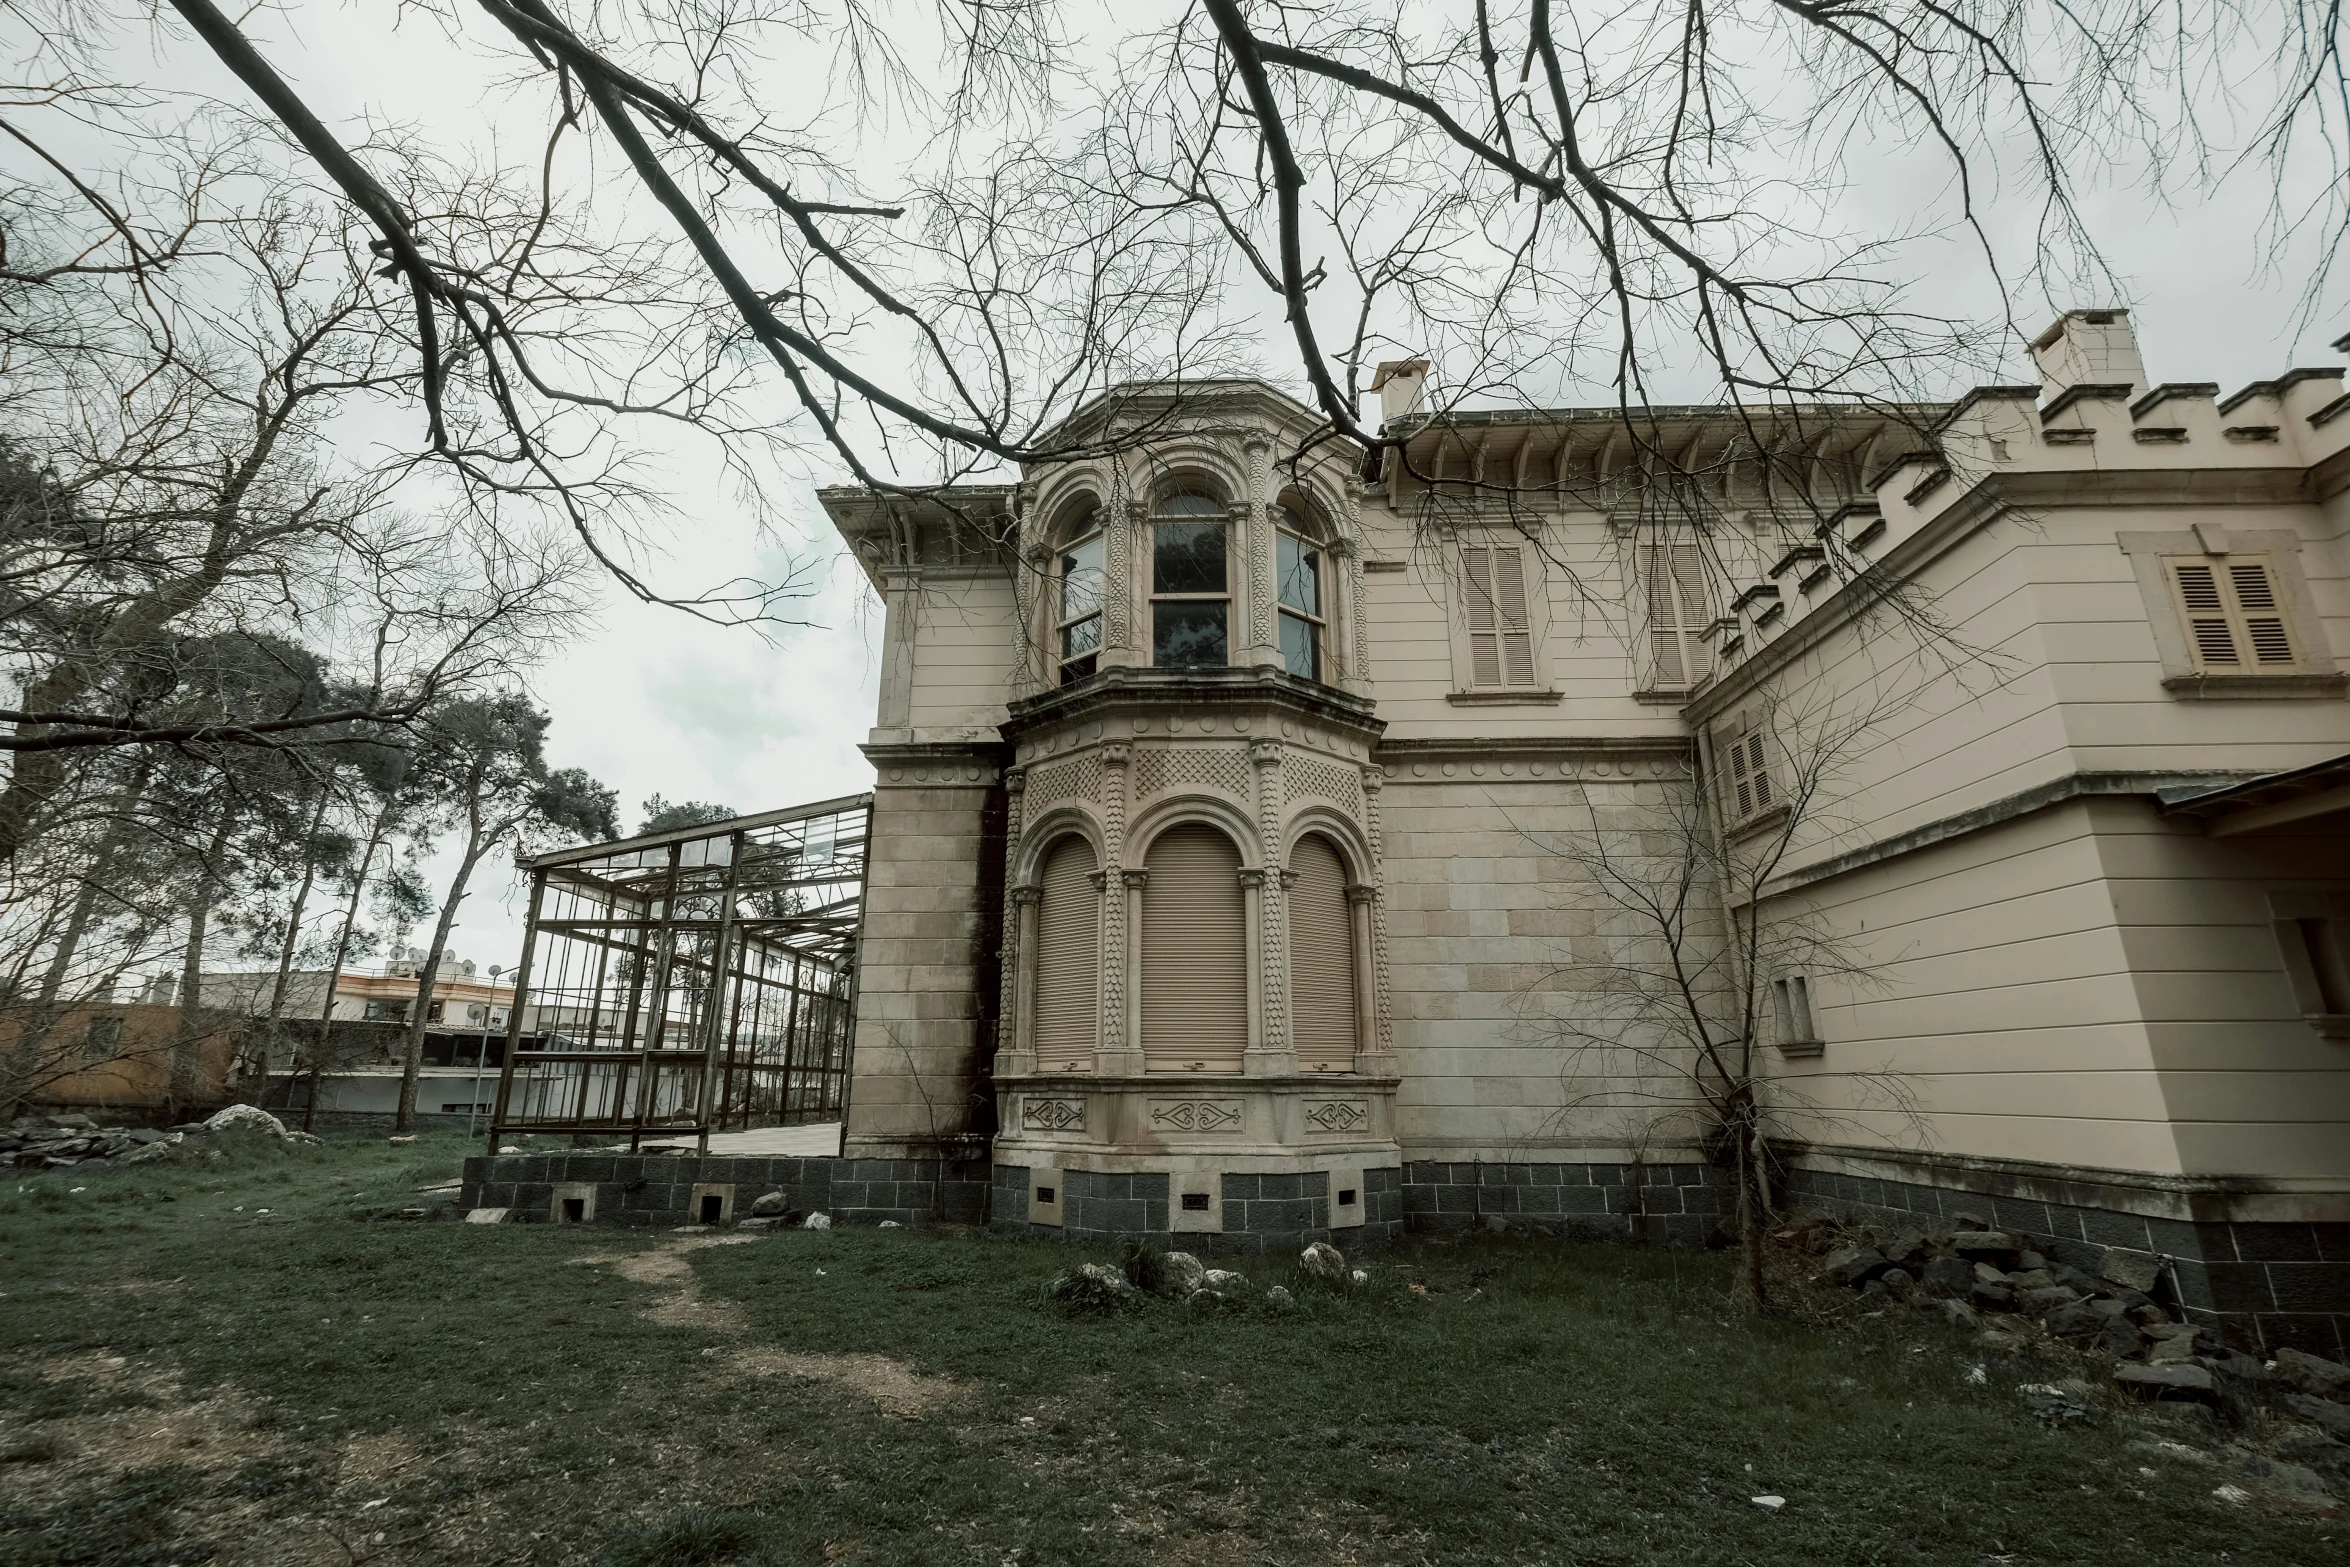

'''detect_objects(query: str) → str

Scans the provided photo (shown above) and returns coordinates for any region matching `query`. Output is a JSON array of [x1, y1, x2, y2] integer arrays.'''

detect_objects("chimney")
[[2029, 309, 2146, 397], [1368, 359, 1431, 423]]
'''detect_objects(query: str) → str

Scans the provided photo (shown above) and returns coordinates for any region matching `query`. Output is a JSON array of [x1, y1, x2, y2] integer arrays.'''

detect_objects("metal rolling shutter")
[[1141, 823, 1247, 1071], [1034, 835, 1098, 1068], [1288, 833, 1358, 1070]]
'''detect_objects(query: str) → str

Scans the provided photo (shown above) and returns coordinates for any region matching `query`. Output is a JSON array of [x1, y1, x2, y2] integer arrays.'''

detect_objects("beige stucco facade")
[[818, 313, 2350, 1341]]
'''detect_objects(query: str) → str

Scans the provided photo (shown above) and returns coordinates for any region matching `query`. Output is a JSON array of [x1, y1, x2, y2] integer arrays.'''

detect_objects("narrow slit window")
[[1277, 513, 1324, 681], [1057, 526, 1103, 685]]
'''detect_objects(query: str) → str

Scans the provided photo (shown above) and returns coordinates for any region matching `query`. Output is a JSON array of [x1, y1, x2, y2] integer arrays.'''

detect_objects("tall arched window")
[[1275, 502, 1328, 682], [1033, 835, 1099, 1071], [1151, 491, 1230, 669], [1140, 823, 1247, 1071], [1287, 833, 1359, 1071], [1055, 510, 1102, 686]]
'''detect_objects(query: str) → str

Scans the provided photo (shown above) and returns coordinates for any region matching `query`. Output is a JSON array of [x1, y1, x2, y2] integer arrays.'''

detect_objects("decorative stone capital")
[[1346, 885, 1379, 906], [1248, 740, 1282, 769], [1005, 766, 1028, 794], [1100, 743, 1131, 768], [1237, 867, 1269, 890], [1359, 765, 1382, 794], [1278, 869, 1299, 891], [1119, 868, 1150, 889], [1009, 885, 1042, 907], [1087, 870, 1113, 892]]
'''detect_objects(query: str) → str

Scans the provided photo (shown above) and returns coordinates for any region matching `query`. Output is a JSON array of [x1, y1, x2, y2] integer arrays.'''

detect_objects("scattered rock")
[[878, 1220, 903, 1229], [1750, 1495, 1785, 1511], [1950, 1232, 2016, 1255], [2100, 1250, 2162, 1293], [464, 1208, 508, 1225], [1351, 1269, 1369, 1286], [1883, 1229, 1928, 1268], [1044, 1263, 1136, 1315], [2276, 1348, 2350, 1400], [1298, 1241, 1347, 1284], [1202, 1268, 1248, 1291], [1265, 1285, 1297, 1309], [2148, 1333, 2203, 1365], [2283, 1395, 2350, 1441], [389, 1135, 417, 1145], [1820, 1246, 1888, 1287], [1918, 1256, 1972, 1298], [2017, 1284, 2083, 1315], [1158, 1251, 1207, 1298], [1880, 1267, 1918, 1301], [750, 1191, 789, 1218], [735, 1217, 785, 1231], [2116, 1363, 2216, 1399], [1969, 1279, 2017, 1312], [2018, 1383, 2096, 1423], [497, 1144, 520, 1154], [205, 1104, 288, 1137], [1924, 1298, 1979, 1332], [802, 1212, 832, 1230]]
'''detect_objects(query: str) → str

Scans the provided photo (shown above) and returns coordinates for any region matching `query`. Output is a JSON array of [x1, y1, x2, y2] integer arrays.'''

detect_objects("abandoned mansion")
[[797, 310, 2346, 1347]]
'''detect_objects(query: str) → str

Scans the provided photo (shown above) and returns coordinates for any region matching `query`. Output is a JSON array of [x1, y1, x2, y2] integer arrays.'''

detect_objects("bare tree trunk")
[[395, 828, 490, 1132], [296, 794, 396, 1130], [248, 788, 332, 1100], [168, 806, 238, 1116]]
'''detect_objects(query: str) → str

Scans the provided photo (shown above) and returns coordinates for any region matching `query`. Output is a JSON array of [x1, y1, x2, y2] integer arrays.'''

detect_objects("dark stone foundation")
[[989, 1165, 1406, 1252], [460, 1151, 991, 1227], [1781, 1163, 2350, 1358]]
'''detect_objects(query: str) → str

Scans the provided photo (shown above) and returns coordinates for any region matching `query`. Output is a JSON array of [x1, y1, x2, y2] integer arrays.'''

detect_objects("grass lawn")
[[0, 1132, 2338, 1567]]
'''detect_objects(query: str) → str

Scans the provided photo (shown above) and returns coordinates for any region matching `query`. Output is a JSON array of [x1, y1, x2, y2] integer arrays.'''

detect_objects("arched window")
[[1140, 822, 1247, 1071], [1033, 835, 1099, 1071], [1151, 491, 1229, 669], [1055, 511, 1103, 686], [1287, 833, 1358, 1071], [1275, 502, 1327, 682]]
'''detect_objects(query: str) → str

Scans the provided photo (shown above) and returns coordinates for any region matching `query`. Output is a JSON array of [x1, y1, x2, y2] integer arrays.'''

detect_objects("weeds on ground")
[[0, 1135, 2339, 1567]]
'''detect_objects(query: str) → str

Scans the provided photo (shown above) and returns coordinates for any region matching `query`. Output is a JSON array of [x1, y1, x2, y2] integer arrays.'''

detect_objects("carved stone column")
[[1248, 740, 1290, 1072], [1243, 434, 1278, 668], [1113, 868, 1149, 1076], [1346, 884, 1378, 1067], [1359, 764, 1395, 1068], [1105, 496, 1142, 666], [1003, 886, 1040, 1076], [1238, 866, 1268, 1071]]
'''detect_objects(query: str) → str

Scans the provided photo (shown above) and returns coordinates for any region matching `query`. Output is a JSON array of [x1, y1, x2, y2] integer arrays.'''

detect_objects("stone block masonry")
[[1401, 1160, 1729, 1247], [989, 1164, 1405, 1252], [460, 1151, 991, 1228], [1784, 1165, 2350, 1358]]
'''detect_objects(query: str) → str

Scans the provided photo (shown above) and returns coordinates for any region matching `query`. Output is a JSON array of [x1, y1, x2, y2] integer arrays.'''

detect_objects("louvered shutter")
[[1465, 543, 1536, 686], [1644, 542, 1712, 687], [1141, 824, 1248, 1071], [2169, 556, 2300, 672], [1287, 834, 1358, 1071], [1495, 548, 1537, 684], [2228, 562, 2296, 665], [1719, 715, 1775, 823], [1033, 836, 1098, 1069], [1464, 546, 1502, 685]]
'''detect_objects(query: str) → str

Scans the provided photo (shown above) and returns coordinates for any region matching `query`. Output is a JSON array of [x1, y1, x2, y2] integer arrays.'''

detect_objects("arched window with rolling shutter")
[[1032, 835, 1099, 1071], [1287, 833, 1359, 1072], [1140, 823, 1248, 1072]]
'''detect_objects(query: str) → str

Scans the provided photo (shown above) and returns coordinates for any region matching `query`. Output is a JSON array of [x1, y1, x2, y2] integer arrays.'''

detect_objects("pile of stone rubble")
[[1803, 1214, 2350, 1430], [3, 1104, 318, 1169], [1048, 1241, 1369, 1313]]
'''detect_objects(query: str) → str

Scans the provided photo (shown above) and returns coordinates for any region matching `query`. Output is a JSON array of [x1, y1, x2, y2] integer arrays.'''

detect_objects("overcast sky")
[[87, 5, 2350, 976]]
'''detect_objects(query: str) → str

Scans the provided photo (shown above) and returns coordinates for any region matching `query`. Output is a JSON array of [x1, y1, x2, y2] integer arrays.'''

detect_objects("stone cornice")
[[1003, 665, 1383, 743], [1375, 734, 1691, 768]]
